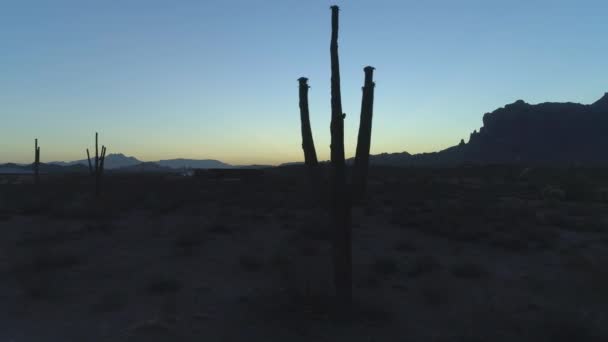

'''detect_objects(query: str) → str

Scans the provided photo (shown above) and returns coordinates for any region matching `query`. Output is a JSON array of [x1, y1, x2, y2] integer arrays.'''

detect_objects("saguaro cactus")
[[328, 5, 352, 311], [34, 139, 40, 185], [86, 132, 107, 197], [298, 5, 377, 313], [298, 77, 319, 167], [353, 66, 376, 198]]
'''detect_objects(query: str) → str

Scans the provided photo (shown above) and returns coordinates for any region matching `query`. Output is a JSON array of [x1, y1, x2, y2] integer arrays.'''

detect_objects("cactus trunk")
[[298, 77, 319, 167], [329, 5, 352, 311], [353, 66, 376, 199], [34, 139, 40, 185], [297, 5, 375, 314], [86, 132, 107, 197]]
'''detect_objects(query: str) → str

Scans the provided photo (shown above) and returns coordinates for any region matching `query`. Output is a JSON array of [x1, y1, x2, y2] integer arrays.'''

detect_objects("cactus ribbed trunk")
[[34, 139, 40, 185], [353, 66, 376, 199], [87, 149, 93, 175], [329, 5, 352, 311], [297, 5, 376, 315], [86, 132, 106, 198], [298, 77, 318, 167]]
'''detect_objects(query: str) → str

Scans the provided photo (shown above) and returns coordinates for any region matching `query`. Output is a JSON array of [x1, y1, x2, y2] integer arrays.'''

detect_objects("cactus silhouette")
[[298, 5, 376, 313], [298, 77, 318, 167], [353, 66, 376, 198], [33, 138, 40, 185], [86, 132, 107, 197]]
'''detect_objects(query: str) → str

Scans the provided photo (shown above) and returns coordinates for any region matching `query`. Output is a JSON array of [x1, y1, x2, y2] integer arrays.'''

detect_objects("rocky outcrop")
[[369, 93, 608, 166]]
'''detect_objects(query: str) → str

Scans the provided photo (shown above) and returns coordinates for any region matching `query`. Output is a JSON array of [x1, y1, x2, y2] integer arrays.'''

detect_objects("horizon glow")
[[2, 0, 608, 165]]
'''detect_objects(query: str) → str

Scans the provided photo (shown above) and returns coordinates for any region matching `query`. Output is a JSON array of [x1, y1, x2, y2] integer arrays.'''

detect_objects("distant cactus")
[[33, 138, 40, 185], [86, 132, 107, 197], [298, 77, 318, 167], [297, 5, 377, 312], [353, 66, 376, 199]]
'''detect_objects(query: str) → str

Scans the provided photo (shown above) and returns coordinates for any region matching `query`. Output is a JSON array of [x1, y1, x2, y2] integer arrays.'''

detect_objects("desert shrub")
[[16, 251, 83, 273], [530, 309, 607, 342], [292, 223, 329, 242], [12, 248, 85, 299], [449, 262, 489, 278], [19, 196, 51, 215], [562, 176, 595, 202], [524, 226, 560, 249], [127, 319, 177, 341], [371, 257, 400, 276], [490, 233, 529, 251], [541, 185, 565, 202], [145, 276, 182, 295], [17, 227, 87, 246], [90, 290, 129, 313], [174, 228, 205, 256], [208, 223, 232, 235], [394, 240, 417, 252], [239, 254, 264, 272], [420, 283, 448, 307], [406, 255, 442, 277], [595, 187, 608, 202], [270, 243, 332, 302], [356, 273, 382, 289]]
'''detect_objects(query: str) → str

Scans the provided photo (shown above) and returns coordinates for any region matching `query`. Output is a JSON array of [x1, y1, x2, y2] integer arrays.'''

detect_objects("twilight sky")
[[1, 0, 607, 165]]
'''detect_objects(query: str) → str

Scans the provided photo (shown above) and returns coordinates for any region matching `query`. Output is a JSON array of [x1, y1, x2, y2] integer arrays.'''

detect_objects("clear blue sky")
[[1, 0, 607, 165]]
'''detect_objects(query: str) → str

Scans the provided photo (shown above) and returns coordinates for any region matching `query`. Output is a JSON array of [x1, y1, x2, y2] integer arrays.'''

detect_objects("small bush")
[[490, 234, 529, 251], [16, 251, 83, 273], [90, 290, 129, 313], [239, 254, 264, 272], [542, 185, 565, 201], [394, 240, 417, 252], [532, 309, 606, 342], [371, 257, 400, 277], [174, 229, 205, 256], [145, 276, 182, 295], [406, 255, 442, 277], [208, 223, 232, 235], [420, 284, 448, 307], [450, 262, 489, 279]]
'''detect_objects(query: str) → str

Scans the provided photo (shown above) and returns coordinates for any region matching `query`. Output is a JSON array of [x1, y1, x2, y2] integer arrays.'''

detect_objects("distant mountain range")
[[48, 154, 233, 170], [3, 93, 608, 174], [0, 154, 271, 174], [359, 93, 608, 167]]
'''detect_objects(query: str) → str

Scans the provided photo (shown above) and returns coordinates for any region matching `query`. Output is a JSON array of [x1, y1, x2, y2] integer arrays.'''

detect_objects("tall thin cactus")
[[86, 132, 107, 197], [329, 5, 352, 311], [298, 5, 377, 314], [34, 138, 40, 185], [298, 77, 318, 167], [353, 66, 376, 198]]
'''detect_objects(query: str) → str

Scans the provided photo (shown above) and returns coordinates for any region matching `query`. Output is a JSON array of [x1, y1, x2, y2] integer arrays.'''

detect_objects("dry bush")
[[174, 227, 205, 256], [394, 240, 417, 252], [145, 275, 182, 296], [406, 255, 442, 277], [370, 257, 400, 277], [90, 290, 129, 313], [270, 238, 333, 305], [11, 247, 85, 299], [238, 254, 264, 272], [449, 262, 490, 279]]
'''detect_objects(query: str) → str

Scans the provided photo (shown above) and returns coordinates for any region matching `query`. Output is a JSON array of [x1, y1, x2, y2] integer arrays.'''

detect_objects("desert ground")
[[1, 165, 608, 341]]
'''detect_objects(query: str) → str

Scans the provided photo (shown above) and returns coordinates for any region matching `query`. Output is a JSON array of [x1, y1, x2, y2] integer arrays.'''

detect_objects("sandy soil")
[[1, 166, 607, 341]]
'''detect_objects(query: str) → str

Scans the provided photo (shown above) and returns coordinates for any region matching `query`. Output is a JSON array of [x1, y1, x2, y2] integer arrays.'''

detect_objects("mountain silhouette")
[[50, 153, 141, 169], [48, 154, 233, 170], [5, 93, 608, 173], [365, 93, 608, 166], [156, 158, 231, 169]]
